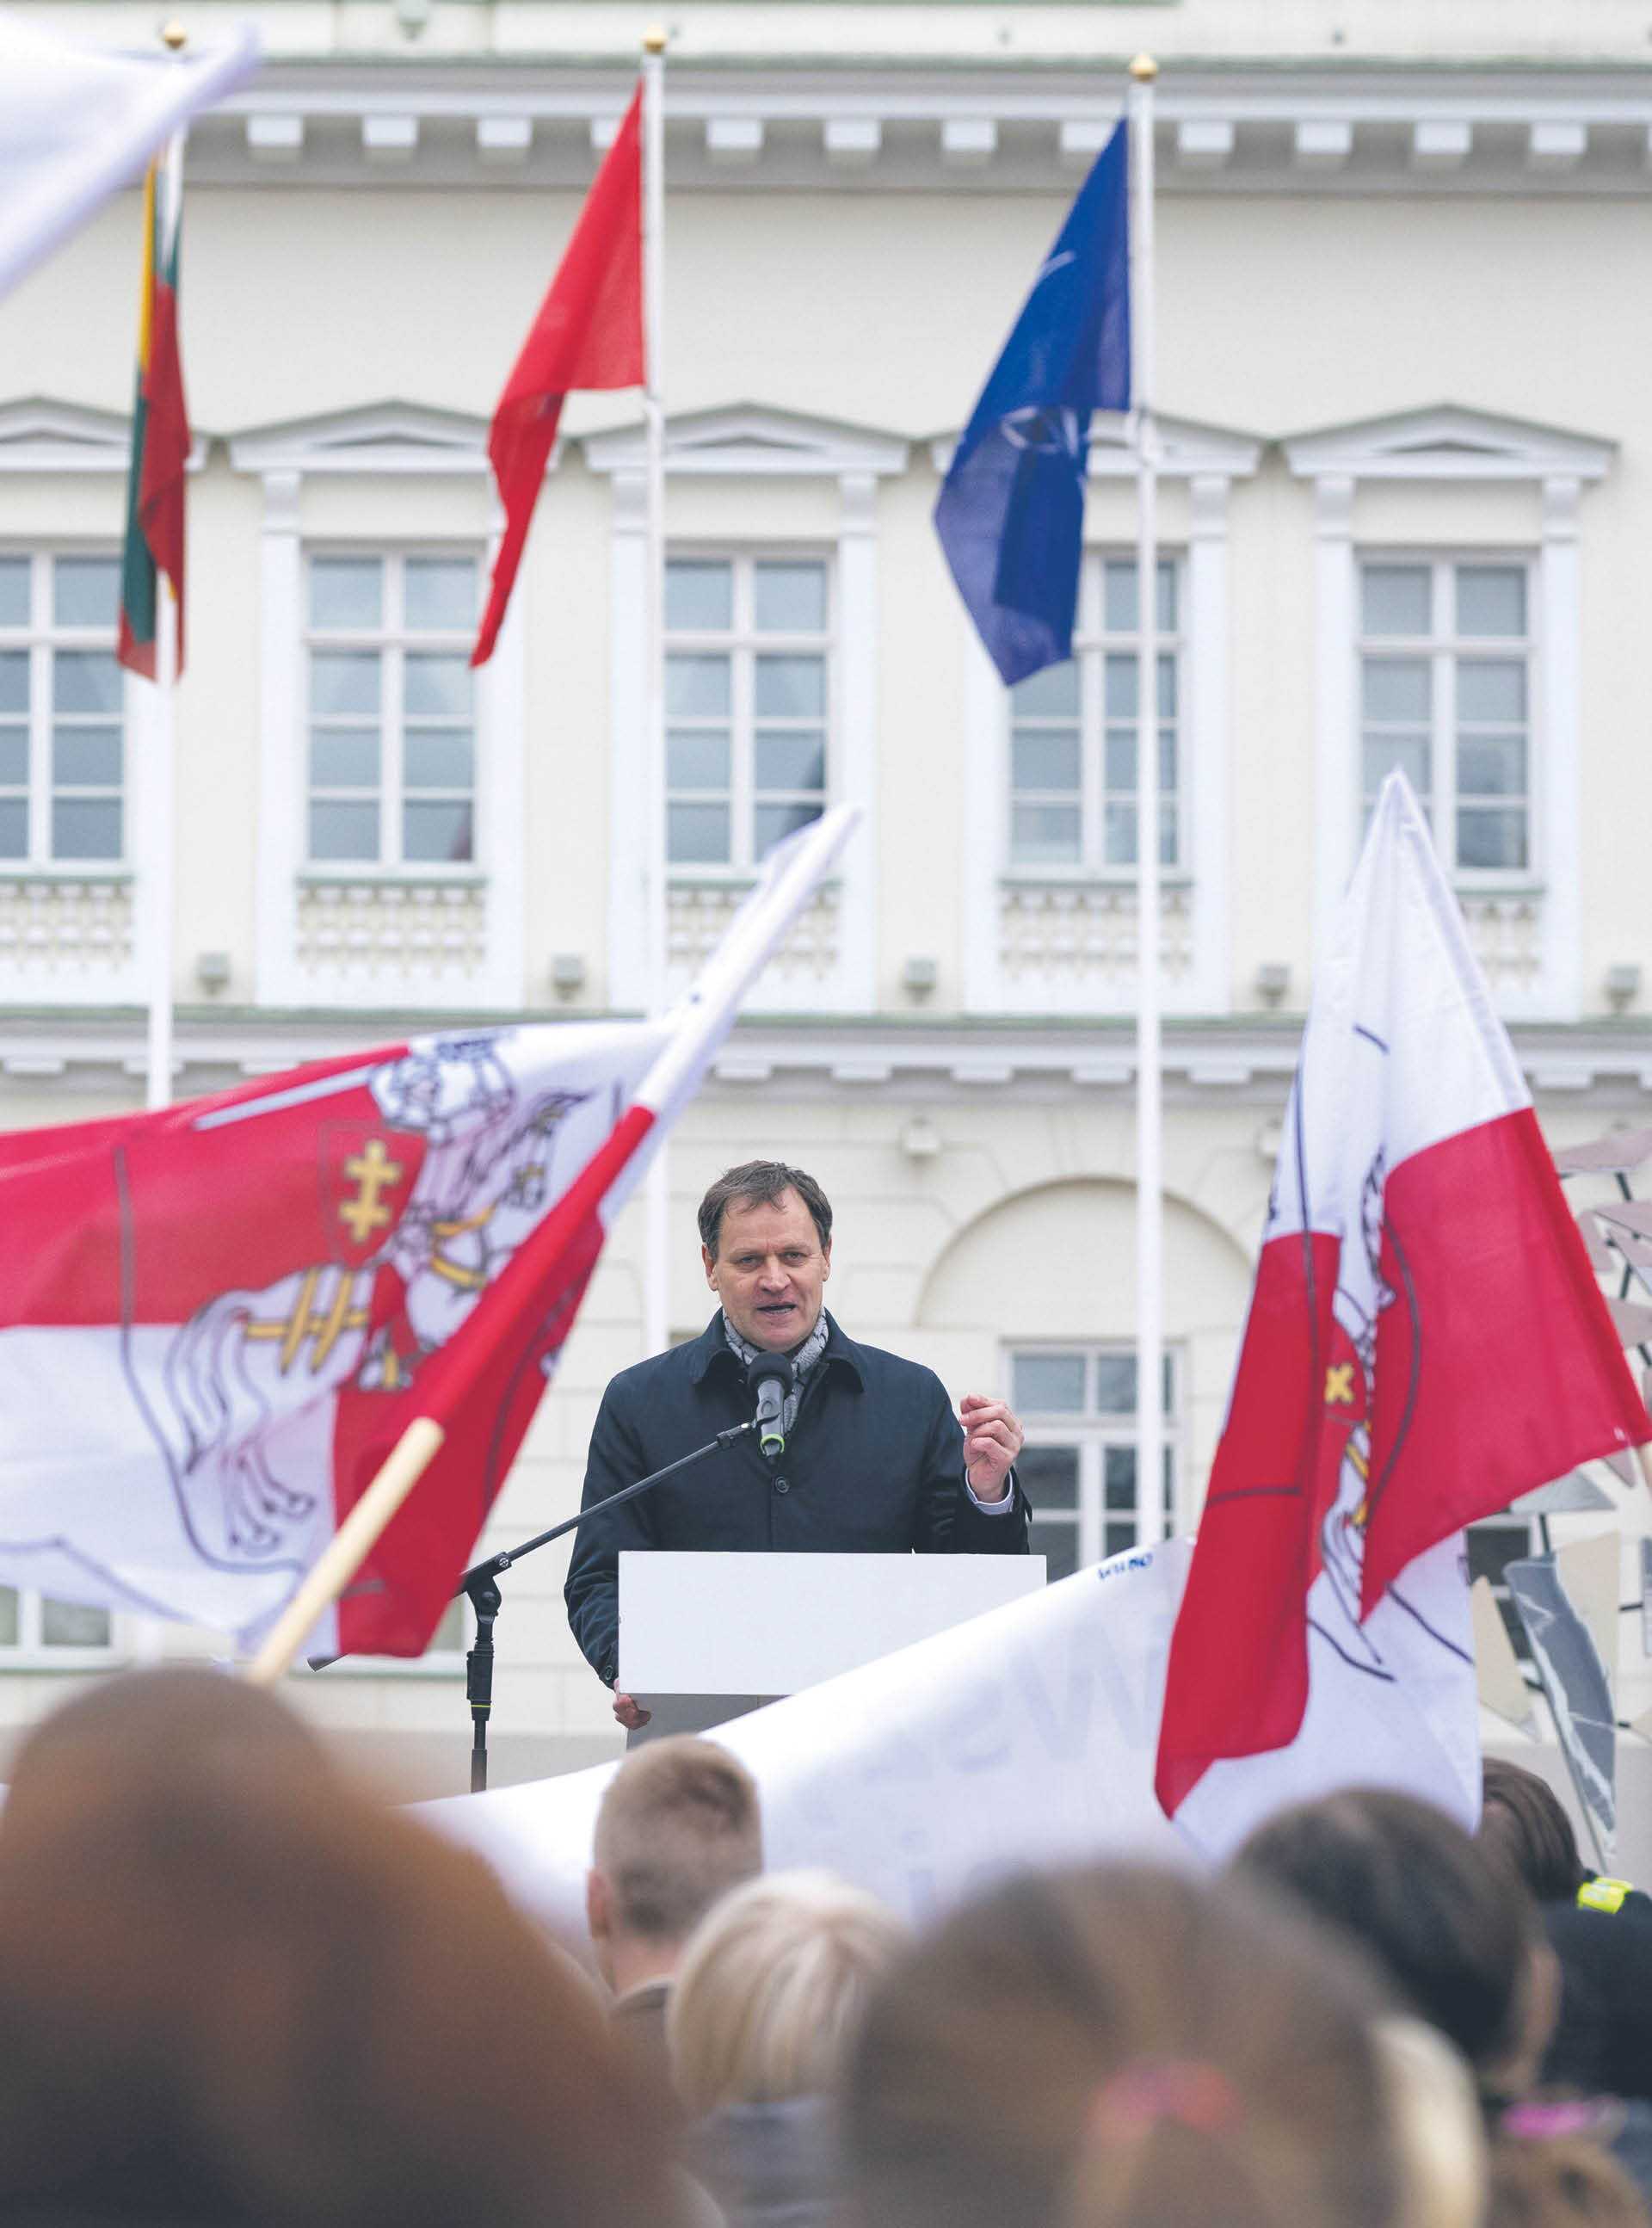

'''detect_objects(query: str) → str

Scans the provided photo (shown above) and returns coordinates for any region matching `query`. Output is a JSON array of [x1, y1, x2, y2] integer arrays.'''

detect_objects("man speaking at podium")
[[565, 1160, 1030, 1731]]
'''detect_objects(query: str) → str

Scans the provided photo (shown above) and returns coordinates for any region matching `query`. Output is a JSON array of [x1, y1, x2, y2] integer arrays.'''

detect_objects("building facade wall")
[[2, 2, 1650, 1818]]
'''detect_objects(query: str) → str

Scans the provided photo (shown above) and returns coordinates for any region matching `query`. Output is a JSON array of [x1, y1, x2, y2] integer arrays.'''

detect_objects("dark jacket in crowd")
[[564, 1311, 1031, 1684], [687, 2095, 846, 2228]]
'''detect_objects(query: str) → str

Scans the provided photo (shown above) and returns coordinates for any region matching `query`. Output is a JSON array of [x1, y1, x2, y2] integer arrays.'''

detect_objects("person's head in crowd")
[[587, 1735, 764, 1999], [669, 1871, 905, 2228], [669, 1869, 906, 2119], [1479, 1760, 1590, 1907], [0, 1668, 682, 2228], [1234, 1787, 1558, 2103], [1540, 1906, 1652, 2107], [1487, 2130, 1651, 2228], [844, 1859, 1479, 2228]]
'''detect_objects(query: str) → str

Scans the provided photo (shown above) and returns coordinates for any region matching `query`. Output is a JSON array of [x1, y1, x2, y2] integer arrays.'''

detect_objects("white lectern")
[[618, 1551, 1046, 1742]]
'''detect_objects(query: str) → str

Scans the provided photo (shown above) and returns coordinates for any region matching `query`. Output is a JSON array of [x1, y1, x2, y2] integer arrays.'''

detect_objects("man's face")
[[704, 1188, 831, 1352]]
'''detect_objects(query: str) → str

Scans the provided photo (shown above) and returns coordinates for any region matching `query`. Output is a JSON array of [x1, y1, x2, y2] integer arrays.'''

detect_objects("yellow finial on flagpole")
[[1129, 53, 1158, 82], [160, 20, 188, 49], [643, 23, 668, 53]]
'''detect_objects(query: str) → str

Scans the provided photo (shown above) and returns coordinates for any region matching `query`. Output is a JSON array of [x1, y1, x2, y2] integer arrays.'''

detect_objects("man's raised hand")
[[959, 1392, 1024, 1502]]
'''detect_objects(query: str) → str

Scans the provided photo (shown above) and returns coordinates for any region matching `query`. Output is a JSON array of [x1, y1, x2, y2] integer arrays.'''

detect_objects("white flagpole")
[[640, 29, 670, 1358], [1129, 56, 1165, 1543], [137, 42, 188, 1670], [144, 106, 185, 1121]]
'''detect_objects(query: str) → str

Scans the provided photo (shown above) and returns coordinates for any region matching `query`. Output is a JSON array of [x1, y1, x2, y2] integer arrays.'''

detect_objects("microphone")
[[746, 1351, 790, 1461]]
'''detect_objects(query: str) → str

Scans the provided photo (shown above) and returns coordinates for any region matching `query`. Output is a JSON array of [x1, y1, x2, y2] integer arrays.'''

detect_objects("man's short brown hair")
[[591, 1737, 763, 1945], [698, 1162, 833, 1258]]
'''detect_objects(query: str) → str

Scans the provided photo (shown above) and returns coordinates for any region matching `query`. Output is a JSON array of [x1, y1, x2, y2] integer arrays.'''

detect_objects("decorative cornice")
[[227, 400, 494, 478], [1284, 403, 1616, 484], [9, 1012, 1652, 1102], [584, 404, 909, 478]]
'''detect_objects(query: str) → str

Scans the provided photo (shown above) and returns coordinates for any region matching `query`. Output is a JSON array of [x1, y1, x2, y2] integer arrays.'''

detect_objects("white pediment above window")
[[927, 412, 1261, 480], [1284, 404, 1614, 484], [0, 397, 209, 474], [583, 404, 908, 478], [228, 400, 492, 477]]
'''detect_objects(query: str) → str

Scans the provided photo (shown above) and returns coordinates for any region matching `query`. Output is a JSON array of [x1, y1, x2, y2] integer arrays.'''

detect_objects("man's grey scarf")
[[722, 1311, 829, 1441]]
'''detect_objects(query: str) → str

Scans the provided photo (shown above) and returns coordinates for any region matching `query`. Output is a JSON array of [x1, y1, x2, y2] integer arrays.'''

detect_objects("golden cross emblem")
[[339, 1138, 404, 1248], [1323, 1361, 1356, 1406]]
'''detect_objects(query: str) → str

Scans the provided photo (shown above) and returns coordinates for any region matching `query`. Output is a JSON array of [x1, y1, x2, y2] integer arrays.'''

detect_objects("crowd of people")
[[0, 1669, 1646, 2228]]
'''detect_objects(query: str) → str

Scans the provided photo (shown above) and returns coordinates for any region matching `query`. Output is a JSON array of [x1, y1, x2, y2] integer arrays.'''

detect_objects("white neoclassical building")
[[3, 0, 1652, 1819]]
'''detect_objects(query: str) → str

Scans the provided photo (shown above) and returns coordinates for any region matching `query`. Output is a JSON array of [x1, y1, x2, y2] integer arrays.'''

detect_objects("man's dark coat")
[[564, 1311, 1030, 1685]]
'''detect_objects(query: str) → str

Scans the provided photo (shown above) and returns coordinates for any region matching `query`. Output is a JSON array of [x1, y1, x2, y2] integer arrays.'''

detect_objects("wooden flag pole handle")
[[1635, 1441, 1652, 1498], [243, 1416, 447, 1688]]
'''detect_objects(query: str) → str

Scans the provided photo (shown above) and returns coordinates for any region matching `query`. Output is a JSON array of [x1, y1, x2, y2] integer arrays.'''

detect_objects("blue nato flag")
[[934, 119, 1131, 688]]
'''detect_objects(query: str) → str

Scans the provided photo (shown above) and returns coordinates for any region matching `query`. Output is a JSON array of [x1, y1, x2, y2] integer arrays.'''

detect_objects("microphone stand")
[[453, 1417, 759, 1792]]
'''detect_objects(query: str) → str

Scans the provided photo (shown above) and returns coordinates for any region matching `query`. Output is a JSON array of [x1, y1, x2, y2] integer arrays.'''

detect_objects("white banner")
[[426, 1544, 1192, 1936]]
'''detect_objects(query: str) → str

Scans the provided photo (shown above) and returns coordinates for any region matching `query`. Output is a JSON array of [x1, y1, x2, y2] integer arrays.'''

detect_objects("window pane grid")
[[305, 552, 478, 869], [1358, 557, 1533, 877], [1012, 1343, 1180, 1568], [665, 553, 830, 870], [1009, 555, 1183, 875], [0, 554, 126, 864]]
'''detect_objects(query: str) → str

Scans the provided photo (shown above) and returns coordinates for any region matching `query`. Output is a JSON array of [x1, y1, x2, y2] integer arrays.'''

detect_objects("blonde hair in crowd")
[[668, 1869, 906, 2117], [1373, 2018, 1487, 2228]]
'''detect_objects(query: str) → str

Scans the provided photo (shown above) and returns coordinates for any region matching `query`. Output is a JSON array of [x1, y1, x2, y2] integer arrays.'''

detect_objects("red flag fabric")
[[117, 156, 190, 680], [472, 86, 644, 666], [1155, 774, 1648, 1850], [0, 808, 856, 1663]]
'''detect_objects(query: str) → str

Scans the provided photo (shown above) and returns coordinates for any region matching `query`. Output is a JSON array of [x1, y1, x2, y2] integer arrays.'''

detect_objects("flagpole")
[[641, 27, 669, 1358], [133, 40, 188, 1673], [1129, 55, 1165, 1543], [144, 66, 185, 1123]]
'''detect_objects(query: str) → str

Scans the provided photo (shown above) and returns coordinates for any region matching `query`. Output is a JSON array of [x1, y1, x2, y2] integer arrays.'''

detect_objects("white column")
[[605, 468, 650, 1008], [1539, 473, 1582, 1022], [474, 492, 527, 1006], [253, 467, 304, 1007], [1310, 472, 1358, 959], [959, 631, 1002, 1014], [835, 468, 878, 1009], [1185, 471, 1231, 1015]]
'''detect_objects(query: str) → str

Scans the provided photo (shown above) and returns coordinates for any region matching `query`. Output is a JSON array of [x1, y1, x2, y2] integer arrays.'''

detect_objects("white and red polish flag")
[[0, 807, 856, 1660], [1156, 773, 1647, 1859]]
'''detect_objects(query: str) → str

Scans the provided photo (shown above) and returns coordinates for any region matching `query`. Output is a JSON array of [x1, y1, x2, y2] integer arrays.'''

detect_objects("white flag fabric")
[[0, 10, 258, 302], [1156, 771, 1644, 1857], [0, 809, 859, 1657]]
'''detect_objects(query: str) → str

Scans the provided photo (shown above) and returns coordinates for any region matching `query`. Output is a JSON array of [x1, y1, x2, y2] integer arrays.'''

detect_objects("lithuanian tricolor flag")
[[117, 153, 189, 681]]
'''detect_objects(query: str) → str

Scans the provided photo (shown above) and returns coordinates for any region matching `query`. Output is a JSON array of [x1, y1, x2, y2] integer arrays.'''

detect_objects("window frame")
[[663, 546, 835, 880], [1008, 1342, 1182, 1580], [301, 545, 484, 878], [1355, 550, 1539, 886], [0, 1584, 125, 1673], [0, 547, 129, 872], [1003, 550, 1187, 883]]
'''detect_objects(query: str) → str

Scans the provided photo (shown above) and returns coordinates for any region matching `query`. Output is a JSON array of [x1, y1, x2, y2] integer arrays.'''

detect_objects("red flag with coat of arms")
[[1155, 773, 1648, 1858], [0, 810, 857, 1659]]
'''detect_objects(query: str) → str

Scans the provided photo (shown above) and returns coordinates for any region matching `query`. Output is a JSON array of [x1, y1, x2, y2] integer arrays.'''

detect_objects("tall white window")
[[1007, 556, 1182, 872], [305, 552, 479, 867], [1010, 1345, 1179, 1582], [0, 552, 125, 865], [1359, 558, 1533, 873], [665, 554, 829, 868]]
